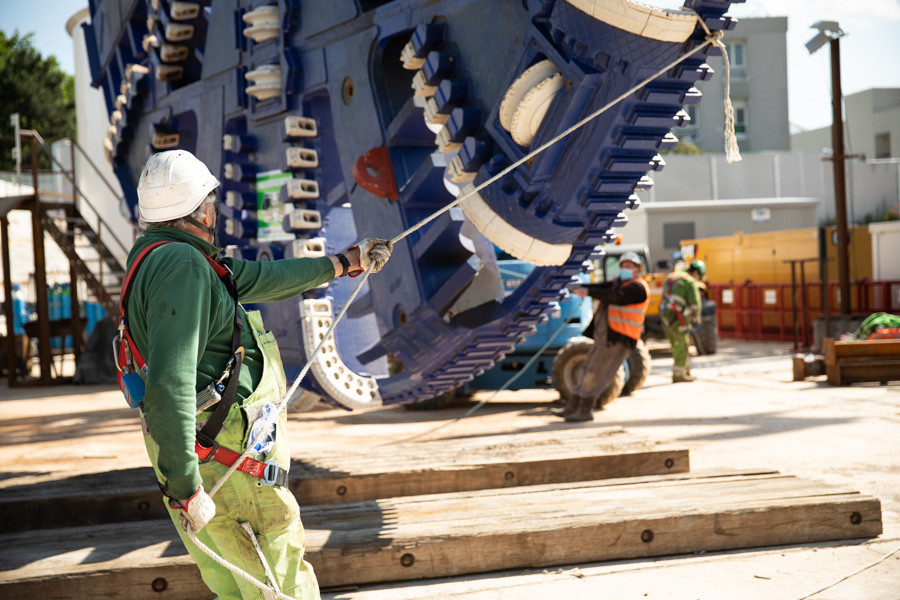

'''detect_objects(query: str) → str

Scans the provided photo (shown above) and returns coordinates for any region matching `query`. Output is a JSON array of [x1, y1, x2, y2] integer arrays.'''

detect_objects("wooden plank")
[[0, 429, 689, 532], [0, 471, 881, 599], [824, 337, 900, 385], [825, 338, 900, 361]]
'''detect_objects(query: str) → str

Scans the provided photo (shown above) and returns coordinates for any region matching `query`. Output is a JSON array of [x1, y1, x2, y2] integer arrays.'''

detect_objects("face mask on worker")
[[619, 268, 633, 281], [184, 194, 221, 247]]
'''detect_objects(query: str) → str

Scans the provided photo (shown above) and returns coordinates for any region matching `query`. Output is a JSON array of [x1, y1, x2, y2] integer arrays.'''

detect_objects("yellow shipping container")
[[680, 226, 873, 285]]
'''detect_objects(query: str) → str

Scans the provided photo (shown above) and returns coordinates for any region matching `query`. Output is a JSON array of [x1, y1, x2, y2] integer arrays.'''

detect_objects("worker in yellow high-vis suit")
[[660, 260, 705, 383], [121, 150, 393, 599]]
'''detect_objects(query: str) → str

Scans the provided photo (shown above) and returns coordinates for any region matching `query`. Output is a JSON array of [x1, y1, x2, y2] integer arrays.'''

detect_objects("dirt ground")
[[1, 339, 898, 599]]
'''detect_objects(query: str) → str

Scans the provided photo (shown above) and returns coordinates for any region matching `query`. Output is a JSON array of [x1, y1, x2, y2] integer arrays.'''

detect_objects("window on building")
[[676, 104, 698, 141], [683, 104, 697, 126], [875, 132, 891, 159], [731, 99, 748, 140], [726, 41, 746, 78], [663, 222, 696, 250]]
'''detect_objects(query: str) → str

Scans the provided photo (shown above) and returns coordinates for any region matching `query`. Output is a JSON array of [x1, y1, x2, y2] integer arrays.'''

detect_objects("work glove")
[[355, 238, 393, 274], [169, 486, 216, 533]]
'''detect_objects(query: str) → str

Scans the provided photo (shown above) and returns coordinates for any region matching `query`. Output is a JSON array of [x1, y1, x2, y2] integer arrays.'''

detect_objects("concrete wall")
[[791, 88, 900, 159], [620, 197, 820, 272], [638, 152, 900, 225], [869, 221, 900, 280], [66, 8, 134, 266], [677, 17, 790, 154]]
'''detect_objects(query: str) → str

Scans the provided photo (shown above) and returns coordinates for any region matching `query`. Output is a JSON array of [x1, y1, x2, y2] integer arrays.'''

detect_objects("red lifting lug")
[[353, 146, 398, 201]]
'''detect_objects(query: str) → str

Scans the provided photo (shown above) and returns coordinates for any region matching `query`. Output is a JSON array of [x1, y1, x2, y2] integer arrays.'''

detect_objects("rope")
[[185, 528, 297, 600], [241, 521, 282, 598], [190, 17, 742, 599], [686, 11, 742, 163], [382, 297, 586, 445], [390, 35, 723, 245], [790, 544, 900, 600]]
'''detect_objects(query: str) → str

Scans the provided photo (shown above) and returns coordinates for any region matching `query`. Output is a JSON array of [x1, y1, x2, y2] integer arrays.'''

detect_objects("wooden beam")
[[0, 471, 881, 598], [0, 429, 689, 532]]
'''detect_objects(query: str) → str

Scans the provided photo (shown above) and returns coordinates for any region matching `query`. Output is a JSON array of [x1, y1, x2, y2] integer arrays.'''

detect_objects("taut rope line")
[[187, 23, 740, 599]]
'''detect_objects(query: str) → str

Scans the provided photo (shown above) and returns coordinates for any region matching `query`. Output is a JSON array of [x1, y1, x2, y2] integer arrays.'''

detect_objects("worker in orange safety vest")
[[554, 251, 650, 422]]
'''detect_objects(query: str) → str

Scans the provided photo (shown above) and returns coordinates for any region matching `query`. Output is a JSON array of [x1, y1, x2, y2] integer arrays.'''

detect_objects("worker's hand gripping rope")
[[170, 485, 216, 533], [356, 238, 393, 273]]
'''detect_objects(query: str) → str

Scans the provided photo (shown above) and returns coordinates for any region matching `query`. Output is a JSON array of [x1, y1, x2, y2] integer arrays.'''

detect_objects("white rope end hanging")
[[690, 16, 742, 164], [707, 29, 742, 163]]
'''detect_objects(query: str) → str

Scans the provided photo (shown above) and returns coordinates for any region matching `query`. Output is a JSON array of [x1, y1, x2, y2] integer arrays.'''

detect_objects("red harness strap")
[[119, 241, 269, 490], [195, 440, 288, 486], [117, 241, 232, 375]]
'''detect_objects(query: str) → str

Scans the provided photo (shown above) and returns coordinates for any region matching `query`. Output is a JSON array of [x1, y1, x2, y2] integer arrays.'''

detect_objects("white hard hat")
[[619, 251, 643, 269], [137, 150, 219, 222]]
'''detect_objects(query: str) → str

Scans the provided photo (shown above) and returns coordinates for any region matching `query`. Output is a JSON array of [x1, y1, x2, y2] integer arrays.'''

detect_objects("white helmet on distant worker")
[[137, 150, 219, 223], [618, 251, 644, 271]]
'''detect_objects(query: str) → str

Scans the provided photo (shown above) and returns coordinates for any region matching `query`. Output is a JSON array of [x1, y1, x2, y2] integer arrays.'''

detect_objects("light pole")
[[806, 21, 851, 316]]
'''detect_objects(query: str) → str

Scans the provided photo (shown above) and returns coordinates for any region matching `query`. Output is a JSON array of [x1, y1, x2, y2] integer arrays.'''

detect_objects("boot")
[[672, 373, 697, 383], [564, 395, 594, 422], [551, 394, 579, 417]]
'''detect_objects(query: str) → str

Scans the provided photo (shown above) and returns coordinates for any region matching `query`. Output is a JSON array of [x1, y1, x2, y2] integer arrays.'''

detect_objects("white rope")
[[686, 11, 742, 163], [791, 544, 900, 600], [241, 521, 282, 598], [390, 36, 720, 245], [192, 17, 738, 598], [185, 527, 297, 600]]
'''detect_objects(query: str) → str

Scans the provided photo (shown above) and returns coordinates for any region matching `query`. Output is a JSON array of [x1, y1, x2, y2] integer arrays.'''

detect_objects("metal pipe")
[[800, 260, 810, 349], [818, 225, 830, 347], [1, 215, 18, 384], [789, 260, 798, 350], [29, 135, 52, 382]]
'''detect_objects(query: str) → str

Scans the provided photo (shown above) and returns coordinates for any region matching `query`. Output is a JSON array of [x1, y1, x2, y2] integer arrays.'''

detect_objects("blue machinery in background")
[[84, 0, 743, 408]]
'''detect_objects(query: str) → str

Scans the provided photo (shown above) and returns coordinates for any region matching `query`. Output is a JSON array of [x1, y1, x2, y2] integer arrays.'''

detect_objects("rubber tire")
[[551, 339, 594, 401], [595, 364, 626, 409], [691, 300, 718, 355], [551, 338, 624, 409], [620, 338, 651, 396]]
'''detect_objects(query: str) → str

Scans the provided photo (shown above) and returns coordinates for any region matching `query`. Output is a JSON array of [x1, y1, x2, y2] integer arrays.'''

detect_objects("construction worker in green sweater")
[[660, 260, 705, 383], [118, 150, 392, 599]]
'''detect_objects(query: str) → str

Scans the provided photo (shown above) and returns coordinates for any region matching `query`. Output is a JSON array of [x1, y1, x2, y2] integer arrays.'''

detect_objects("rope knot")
[[707, 29, 725, 45]]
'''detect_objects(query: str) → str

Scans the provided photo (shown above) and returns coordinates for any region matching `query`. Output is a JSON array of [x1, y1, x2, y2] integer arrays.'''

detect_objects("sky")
[[1, 0, 899, 134]]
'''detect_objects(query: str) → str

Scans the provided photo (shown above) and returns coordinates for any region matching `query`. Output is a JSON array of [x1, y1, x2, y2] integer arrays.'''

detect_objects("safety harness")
[[115, 240, 287, 490], [661, 270, 694, 329]]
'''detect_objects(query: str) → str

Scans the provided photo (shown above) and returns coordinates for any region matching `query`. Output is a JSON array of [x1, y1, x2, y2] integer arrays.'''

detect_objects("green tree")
[[662, 139, 704, 156], [0, 30, 76, 171]]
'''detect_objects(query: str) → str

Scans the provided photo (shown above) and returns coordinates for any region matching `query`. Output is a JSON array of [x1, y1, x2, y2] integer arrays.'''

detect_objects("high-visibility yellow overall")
[[142, 309, 319, 600]]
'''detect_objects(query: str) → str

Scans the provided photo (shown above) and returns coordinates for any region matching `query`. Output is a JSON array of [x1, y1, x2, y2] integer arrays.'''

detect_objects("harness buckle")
[[261, 460, 280, 486], [195, 435, 219, 463]]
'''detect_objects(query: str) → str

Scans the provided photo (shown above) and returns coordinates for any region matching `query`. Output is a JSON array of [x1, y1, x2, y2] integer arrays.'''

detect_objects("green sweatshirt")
[[125, 226, 335, 499]]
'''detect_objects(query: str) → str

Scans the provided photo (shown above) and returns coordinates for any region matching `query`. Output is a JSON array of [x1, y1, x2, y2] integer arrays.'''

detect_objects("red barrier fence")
[[707, 280, 900, 345]]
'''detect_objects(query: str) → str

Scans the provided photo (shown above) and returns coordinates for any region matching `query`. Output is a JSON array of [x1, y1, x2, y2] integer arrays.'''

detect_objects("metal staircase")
[[40, 203, 125, 319], [34, 134, 132, 320], [1, 129, 133, 385]]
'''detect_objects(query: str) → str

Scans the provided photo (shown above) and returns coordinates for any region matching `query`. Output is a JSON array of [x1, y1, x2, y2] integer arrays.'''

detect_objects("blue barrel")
[[11, 284, 28, 335], [48, 285, 62, 349], [84, 302, 107, 337]]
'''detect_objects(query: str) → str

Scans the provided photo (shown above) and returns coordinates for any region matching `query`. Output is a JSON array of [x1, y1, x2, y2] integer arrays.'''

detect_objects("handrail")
[[22, 129, 132, 261]]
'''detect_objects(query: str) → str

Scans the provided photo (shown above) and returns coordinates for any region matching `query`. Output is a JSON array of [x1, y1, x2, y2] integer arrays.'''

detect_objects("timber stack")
[[0, 427, 882, 598]]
